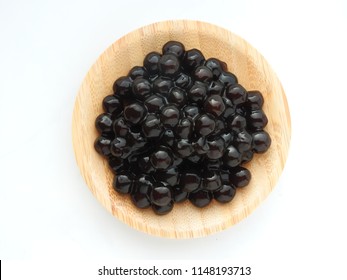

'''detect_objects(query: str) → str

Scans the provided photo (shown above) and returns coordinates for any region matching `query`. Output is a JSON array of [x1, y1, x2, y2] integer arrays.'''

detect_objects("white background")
[[1, 0, 347, 279]]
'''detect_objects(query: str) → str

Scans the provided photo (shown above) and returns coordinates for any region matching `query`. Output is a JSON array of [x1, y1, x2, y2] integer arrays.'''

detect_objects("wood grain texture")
[[72, 20, 291, 238]]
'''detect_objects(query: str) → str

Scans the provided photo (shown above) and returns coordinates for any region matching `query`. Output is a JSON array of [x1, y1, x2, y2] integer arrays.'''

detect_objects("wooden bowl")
[[72, 20, 291, 238]]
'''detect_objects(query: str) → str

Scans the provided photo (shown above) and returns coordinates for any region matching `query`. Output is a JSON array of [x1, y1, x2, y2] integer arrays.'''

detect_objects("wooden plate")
[[72, 20, 291, 238]]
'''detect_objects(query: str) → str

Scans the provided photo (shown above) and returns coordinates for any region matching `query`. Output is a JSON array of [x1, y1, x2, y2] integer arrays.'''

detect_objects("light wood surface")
[[72, 20, 291, 238]]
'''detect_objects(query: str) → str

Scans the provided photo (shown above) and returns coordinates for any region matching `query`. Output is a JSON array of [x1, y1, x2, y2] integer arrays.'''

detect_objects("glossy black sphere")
[[247, 110, 268, 130], [168, 87, 187, 107], [246, 90, 264, 110], [230, 167, 251, 188], [113, 76, 132, 96], [113, 172, 133, 194], [144, 94, 166, 113], [180, 172, 201, 192], [142, 113, 163, 138], [152, 201, 174, 215], [150, 146, 173, 170], [219, 71, 238, 87], [102, 95, 122, 116], [183, 49, 205, 72], [195, 114, 216, 136], [204, 94, 225, 117], [158, 54, 180, 77], [223, 145, 241, 167], [132, 77, 152, 100], [94, 136, 112, 156], [160, 105, 180, 127], [189, 189, 212, 208], [205, 58, 226, 79], [213, 184, 236, 203], [203, 170, 222, 191], [153, 76, 173, 95], [162, 40, 185, 60], [252, 130, 271, 153], [95, 113, 113, 134], [150, 184, 172, 206], [226, 84, 248, 105], [188, 81, 207, 104], [143, 52, 161, 76], [123, 102, 147, 125], [194, 66, 213, 83], [128, 66, 149, 80]]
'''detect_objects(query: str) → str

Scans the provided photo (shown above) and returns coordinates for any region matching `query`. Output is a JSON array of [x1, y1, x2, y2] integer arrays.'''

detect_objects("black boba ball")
[[175, 72, 193, 89], [235, 130, 252, 153], [179, 172, 201, 192], [208, 80, 224, 95], [95, 113, 113, 134], [113, 76, 132, 96], [173, 139, 193, 158], [175, 118, 193, 139], [131, 191, 151, 209], [203, 170, 222, 191], [184, 105, 200, 120], [230, 167, 251, 188], [188, 82, 207, 104], [143, 51, 161, 76], [252, 130, 271, 153], [123, 102, 147, 125], [220, 132, 233, 147], [195, 114, 216, 136], [229, 114, 247, 133], [128, 66, 149, 80], [193, 136, 209, 155], [158, 54, 180, 77], [206, 137, 225, 160], [226, 84, 248, 105], [132, 77, 152, 100], [247, 110, 268, 130], [150, 183, 172, 206], [168, 87, 187, 108], [102, 95, 122, 116], [152, 201, 174, 215], [246, 90, 264, 110], [219, 71, 238, 87], [205, 58, 227, 79], [113, 117, 129, 137], [223, 145, 242, 167], [154, 167, 179, 186], [182, 49, 205, 72], [113, 172, 133, 194], [150, 146, 173, 170], [213, 184, 236, 203], [110, 137, 127, 157], [241, 150, 254, 164], [144, 94, 166, 113], [189, 189, 212, 208], [222, 97, 236, 119], [94, 136, 112, 156], [142, 113, 163, 138], [130, 175, 154, 209], [153, 76, 173, 95], [162, 40, 185, 60], [204, 94, 225, 117], [160, 105, 180, 128], [193, 66, 213, 83], [173, 185, 188, 203]]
